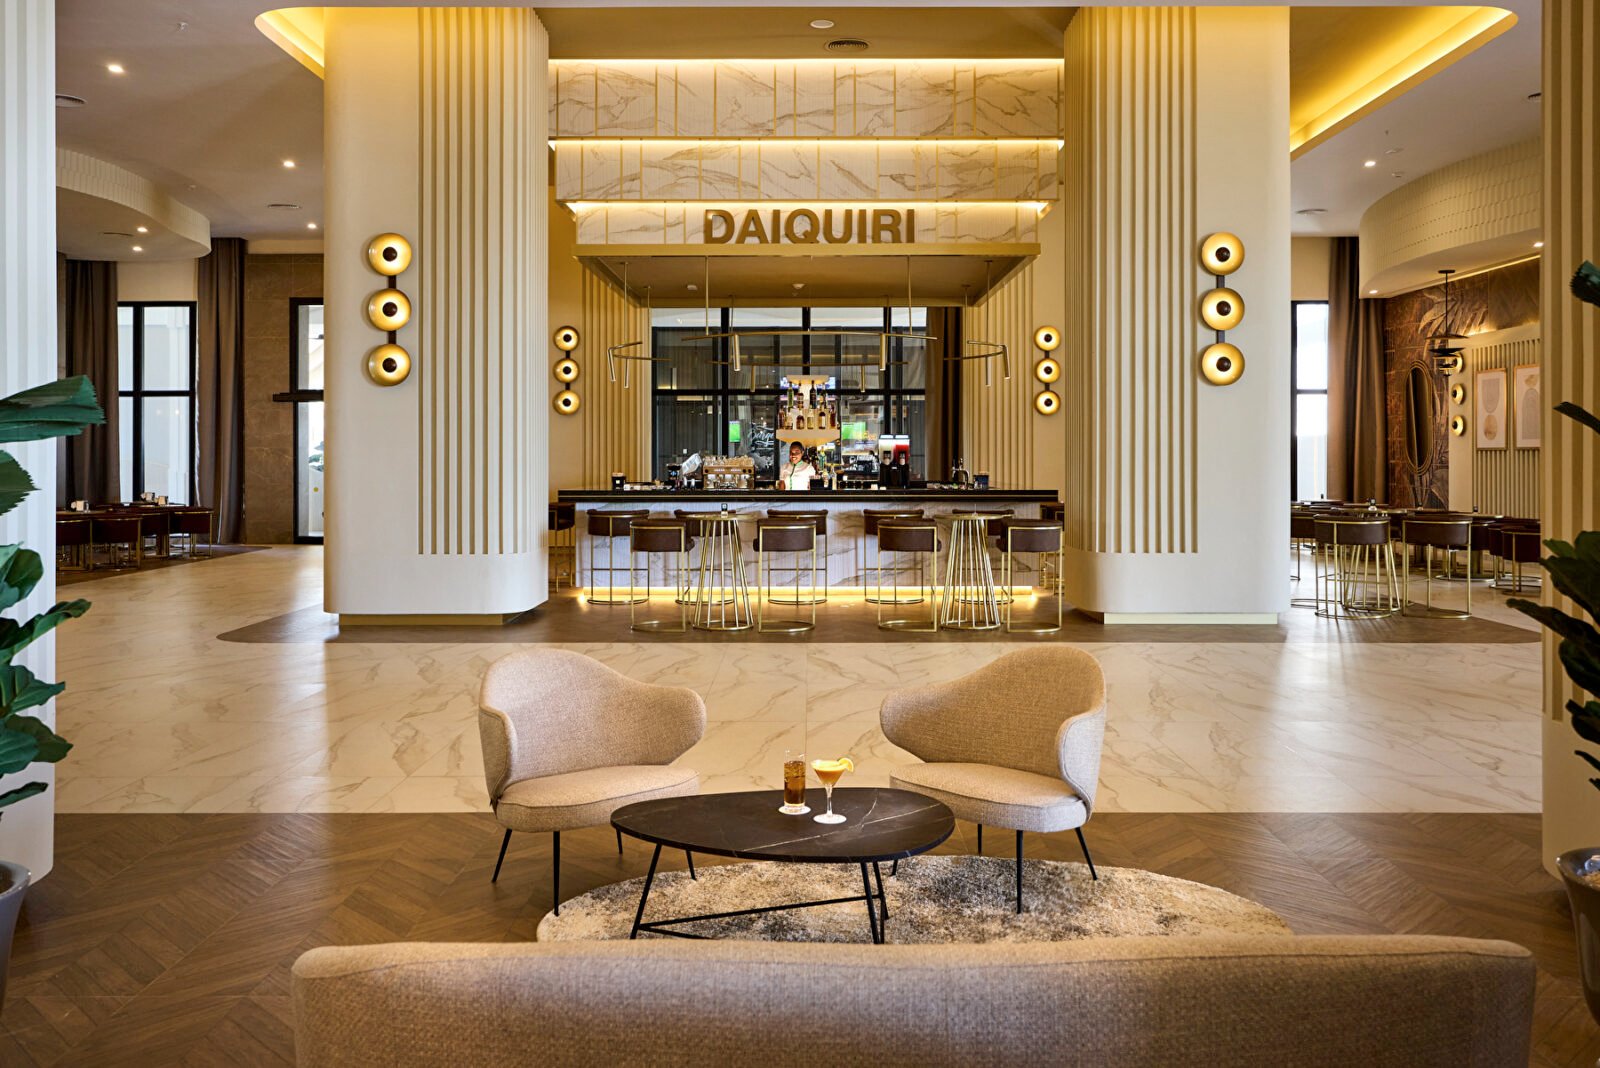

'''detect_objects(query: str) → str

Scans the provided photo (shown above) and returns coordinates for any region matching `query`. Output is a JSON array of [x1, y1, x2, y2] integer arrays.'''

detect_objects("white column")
[[323, 8, 549, 619], [0, 0, 59, 877]]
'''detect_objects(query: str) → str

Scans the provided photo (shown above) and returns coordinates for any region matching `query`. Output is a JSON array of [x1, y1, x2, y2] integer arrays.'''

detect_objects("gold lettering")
[[873, 209, 901, 243], [858, 209, 868, 243], [704, 209, 734, 244], [784, 208, 820, 244], [735, 210, 769, 244], [905, 208, 916, 244], [822, 208, 853, 243]]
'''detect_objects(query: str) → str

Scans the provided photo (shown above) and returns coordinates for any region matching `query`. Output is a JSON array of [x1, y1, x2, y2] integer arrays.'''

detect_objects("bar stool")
[[753, 520, 818, 634], [765, 509, 828, 604], [983, 509, 1016, 604], [940, 512, 1001, 630], [1040, 502, 1065, 593], [1000, 518, 1063, 633], [548, 502, 578, 590], [1495, 524, 1543, 593], [689, 509, 753, 631], [864, 508, 925, 604], [875, 519, 940, 632], [170, 507, 214, 558], [627, 521, 693, 633], [1459, 514, 1503, 582], [56, 515, 92, 571], [1313, 515, 1399, 618], [91, 513, 144, 571], [1290, 510, 1317, 596], [585, 509, 649, 605], [1400, 515, 1472, 618]]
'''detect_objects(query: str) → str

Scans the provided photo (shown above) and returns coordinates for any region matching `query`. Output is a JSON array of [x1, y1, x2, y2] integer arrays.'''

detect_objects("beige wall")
[[242, 254, 321, 543], [1291, 237, 1331, 302], [117, 258, 197, 302]]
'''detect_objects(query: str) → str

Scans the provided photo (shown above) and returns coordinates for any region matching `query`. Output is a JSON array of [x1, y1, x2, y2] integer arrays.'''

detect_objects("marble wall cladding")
[[552, 60, 1062, 138], [242, 254, 322, 544], [576, 203, 1039, 246], [556, 141, 1058, 203]]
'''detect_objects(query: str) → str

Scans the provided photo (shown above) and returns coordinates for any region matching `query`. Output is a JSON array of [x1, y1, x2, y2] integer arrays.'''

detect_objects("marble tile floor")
[[53, 546, 1542, 816]]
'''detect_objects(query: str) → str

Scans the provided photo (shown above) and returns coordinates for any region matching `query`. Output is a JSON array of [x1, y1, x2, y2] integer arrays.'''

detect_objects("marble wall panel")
[[675, 64, 715, 136], [576, 209, 607, 244], [938, 143, 997, 201], [877, 142, 934, 199], [954, 64, 977, 136], [554, 145, 582, 199], [716, 61, 776, 136], [641, 143, 700, 199], [738, 142, 761, 198], [759, 143, 819, 199], [897, 61, 955, 136], [975, 63, 1059, 137], [996, 142, 1041, 200], [698, 142, 741, 199], [595, 64, 656, 135], [555, 62, 596, 137], [605, 205, 667, 244], [819, 143, 877, 200], [583, 142, 623, 200], [620, 142, 643, 200], [793, 64, 837, 136], [853, 65, 897, 136]]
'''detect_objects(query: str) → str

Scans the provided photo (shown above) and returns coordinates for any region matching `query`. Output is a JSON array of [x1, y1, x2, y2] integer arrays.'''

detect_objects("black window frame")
[[288, 297, 326, 544], [117, 300, 198, 502], [650, 306, 928, 478], [1290, 299, 1331, 501]]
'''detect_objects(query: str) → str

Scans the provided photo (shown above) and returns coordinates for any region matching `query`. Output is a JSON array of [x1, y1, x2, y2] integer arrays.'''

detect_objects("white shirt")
[[778, 461, 817, 490]]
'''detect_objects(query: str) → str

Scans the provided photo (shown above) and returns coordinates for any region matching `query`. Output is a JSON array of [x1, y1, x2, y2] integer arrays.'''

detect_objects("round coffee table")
[[612, 787, 954, 944]]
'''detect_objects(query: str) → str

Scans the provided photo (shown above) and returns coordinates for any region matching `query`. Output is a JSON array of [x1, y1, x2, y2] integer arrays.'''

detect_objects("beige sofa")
[[293, 935, 1533, 1066]]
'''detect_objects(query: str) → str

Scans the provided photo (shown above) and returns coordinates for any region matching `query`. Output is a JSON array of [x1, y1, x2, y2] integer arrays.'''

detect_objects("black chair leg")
[[685, 850, 696, 879], [1076, 826, 1098, 881], [553, 831, 561, 916], [616, 827, 624, 855], [1015, 830, 1024, 913], [491, 828, 512, 883], [977, 823, 983, 854], [890, 858, 898, 877]]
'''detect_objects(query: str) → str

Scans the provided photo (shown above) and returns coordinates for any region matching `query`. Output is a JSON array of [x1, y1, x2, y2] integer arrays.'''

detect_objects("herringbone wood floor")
[[1, 813, 1594, 1066]]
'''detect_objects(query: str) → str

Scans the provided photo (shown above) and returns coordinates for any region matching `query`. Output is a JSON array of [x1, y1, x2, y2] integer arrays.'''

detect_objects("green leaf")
[[0, 598, 91, 662], [0, 544, 43, 612], [1512, 601, 1600, 651], [1556, 400, 1600, 436], [1572, 263, 1600, 308], [0, 664, 63, 716], [1, 713, 71, 764], [0, 451, 36, 519], [0, 376, 105, 445], [0, 782, 47, 809], [1559, 640, 1600, 700], [1546, 555, 1600, 628], [0, 723, 40, 776], [1569, 700, 1600, 747], [1577, 749, 1600, 775]]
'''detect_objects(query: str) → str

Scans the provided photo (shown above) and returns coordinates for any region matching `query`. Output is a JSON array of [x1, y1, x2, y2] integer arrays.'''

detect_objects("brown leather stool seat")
[[767, 510, 828, 605], [1312, 516, 1398, 618], [92, 514, 144, 570], [56, 515, 92, 570], [549, 502, 577, 531], [627, 520, 693, 632], [1041, 501, 1064, 523], [753, 520, 818, 633], [999, 518, 1063, 632], [1400, 516, 1471, 618], [864, 508, 925, 605], [877, 520, 939, 555], [170, 507, 213, 558], [875, 518, 940, 632], [585, 509, 650, 605], [1495, 524, 1543, 592]]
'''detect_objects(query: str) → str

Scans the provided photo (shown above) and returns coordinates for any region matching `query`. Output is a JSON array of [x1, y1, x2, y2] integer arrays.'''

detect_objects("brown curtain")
[[924, 306, 963, 481], [1326, 237, 1388, 502], [197, 237, 246, 542], [63, 259, 120, 503]]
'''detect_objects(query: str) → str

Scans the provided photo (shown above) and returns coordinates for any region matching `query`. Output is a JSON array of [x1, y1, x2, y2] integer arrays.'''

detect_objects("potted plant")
[[1508, 259, 1600, 1024], [0, 375, 104, 1009]]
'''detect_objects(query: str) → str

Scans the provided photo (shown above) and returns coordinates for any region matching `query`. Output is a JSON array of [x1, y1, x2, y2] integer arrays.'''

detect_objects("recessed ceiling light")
[[55, 93, 86, 108], [1534, 240, 1544, 248], [106, 63, 125, 75], [135, 225, 148, 233], [1368, 289, 1378, 295], [1384, 147, 1403, 156], [1363, 159, 1377, 168], [131, 245, 143, 252], [1295, 207, 1328, 216], [810, 18, 834, 29], [307, 222, 318, 230], [282, 159, 296, 169]]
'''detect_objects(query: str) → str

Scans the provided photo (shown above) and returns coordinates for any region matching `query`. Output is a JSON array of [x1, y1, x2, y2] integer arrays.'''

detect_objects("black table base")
[[628, 843, 891, 943]]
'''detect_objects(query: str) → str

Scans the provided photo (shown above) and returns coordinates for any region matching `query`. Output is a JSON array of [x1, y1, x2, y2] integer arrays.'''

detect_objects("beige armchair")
[[880, 646, 1107, 912], [478, 649, 706, 914]]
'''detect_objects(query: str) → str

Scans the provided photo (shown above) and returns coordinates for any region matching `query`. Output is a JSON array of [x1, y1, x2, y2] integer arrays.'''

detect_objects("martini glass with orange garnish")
[[810, 756, 853, 824]]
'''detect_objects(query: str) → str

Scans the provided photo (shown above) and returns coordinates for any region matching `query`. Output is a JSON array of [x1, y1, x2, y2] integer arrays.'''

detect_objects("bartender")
[[777, 442, 818, 490]]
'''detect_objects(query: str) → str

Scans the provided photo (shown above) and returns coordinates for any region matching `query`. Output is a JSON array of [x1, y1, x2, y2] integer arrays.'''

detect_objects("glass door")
[[291, 299, 325, 541]]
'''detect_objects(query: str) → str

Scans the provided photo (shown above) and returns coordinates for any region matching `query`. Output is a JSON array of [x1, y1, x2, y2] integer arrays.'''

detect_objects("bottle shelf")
[[775, 428, 840, 445]]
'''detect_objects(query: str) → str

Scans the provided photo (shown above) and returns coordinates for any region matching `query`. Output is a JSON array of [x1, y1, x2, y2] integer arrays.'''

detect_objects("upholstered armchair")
[[478, 649, 706, 913], [880, 646, 1107, 911]]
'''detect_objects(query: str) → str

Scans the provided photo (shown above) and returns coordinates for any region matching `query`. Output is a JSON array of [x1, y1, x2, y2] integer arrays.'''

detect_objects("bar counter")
[[557, 487, 1058, 590]]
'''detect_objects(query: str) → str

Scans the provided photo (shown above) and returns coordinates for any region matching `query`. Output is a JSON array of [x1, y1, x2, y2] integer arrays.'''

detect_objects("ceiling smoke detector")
[[55, 93, 86, 108], [825, 38, 869, 54]]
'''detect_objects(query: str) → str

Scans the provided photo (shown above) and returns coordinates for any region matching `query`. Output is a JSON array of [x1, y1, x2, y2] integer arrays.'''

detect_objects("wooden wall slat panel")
[[1466, 337, 1542, 518]]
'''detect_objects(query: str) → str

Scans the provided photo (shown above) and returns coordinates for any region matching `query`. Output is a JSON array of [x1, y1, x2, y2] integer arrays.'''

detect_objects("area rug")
[[535, 856, 1291, 944]]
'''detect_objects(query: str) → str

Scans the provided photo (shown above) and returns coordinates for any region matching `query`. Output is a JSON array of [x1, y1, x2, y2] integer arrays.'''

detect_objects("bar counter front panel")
[[557, 488, 1057, 589]]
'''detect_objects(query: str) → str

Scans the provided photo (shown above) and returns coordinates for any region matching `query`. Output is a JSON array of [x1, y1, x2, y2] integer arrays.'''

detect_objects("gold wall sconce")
[[1034, 357, 1061, 383], [1199, 232, 1244, 275], [554, 325, 580, 351], [1450, 415, 1467, 436], [1449, 383, 1466, 405], [1034, 390, 1061, 415], [364, 234, 414, 386], [554, 357, 580, 383], [553, 389, 581, 415], [1034, 325, 1061, 351], [1200, 342, 1244, 385], [1200, 288, 1245, 331]]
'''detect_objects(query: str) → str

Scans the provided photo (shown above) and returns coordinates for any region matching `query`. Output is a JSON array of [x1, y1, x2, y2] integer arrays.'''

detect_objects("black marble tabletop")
[[612, 788, 954, 864]]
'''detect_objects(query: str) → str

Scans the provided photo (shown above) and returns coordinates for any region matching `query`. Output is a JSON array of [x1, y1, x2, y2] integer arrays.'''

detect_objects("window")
[[1291, 301, 1330, 501], [117, 302, 196, 502], [291, 299, 325, 541], [651, 306, 928, 480]]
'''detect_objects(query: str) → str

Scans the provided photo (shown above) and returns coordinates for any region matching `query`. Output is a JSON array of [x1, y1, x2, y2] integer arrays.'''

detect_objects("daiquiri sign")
[[704, 207, 916, 245]]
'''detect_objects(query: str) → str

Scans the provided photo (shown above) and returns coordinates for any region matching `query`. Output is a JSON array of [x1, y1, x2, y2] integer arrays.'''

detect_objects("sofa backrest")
[[292, 935, 1534, 1067]]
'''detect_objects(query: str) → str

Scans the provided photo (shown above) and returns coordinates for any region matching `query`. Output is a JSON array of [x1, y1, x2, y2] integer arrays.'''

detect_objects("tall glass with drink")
[[779, 750, 810, 814]]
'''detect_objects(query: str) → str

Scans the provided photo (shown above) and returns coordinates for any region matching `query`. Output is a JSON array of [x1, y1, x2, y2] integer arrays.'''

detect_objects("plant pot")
[[0, 860, 29, 1012], [1558, 847, 1600, 1025]]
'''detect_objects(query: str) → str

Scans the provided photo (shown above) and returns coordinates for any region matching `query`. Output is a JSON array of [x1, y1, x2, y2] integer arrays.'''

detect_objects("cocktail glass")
[[780, 749, 810, 814], [810, 757, 853, 824]]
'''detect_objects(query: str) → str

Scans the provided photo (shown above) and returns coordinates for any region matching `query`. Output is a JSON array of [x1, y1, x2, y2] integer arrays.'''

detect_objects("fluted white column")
[[0, 0, 58, 876]]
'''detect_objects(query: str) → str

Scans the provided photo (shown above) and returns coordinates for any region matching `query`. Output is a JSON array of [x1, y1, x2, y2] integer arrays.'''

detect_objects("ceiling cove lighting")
[[551, 137, 1064, 148]]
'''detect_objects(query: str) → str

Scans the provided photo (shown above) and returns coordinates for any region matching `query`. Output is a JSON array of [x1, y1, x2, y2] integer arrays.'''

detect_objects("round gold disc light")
[[1449, 383, 1466, 405], [1200, 342, 1244, 385], [1199, 232, 1245, 275], [553, 389, 581, 415], [554, 358, 580, 383], [1034, 357, 1061, 384], [1200, 288, 1245, 331], [1450, 415, 1467, 436], [366, 233, 412, 276], [1034, 390, 1061, 416], [367, 289, 411, 331], [1033, 325, 1061, 351], [553, 325, 580, 352], [366, 343, 411, 386]]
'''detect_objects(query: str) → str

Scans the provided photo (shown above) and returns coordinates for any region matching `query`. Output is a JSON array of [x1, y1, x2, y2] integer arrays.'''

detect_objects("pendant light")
[[1430, 268, 1465, 373]]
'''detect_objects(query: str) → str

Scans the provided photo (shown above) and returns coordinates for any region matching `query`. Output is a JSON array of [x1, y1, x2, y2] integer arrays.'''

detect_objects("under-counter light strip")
[[567, 200, 1050, 212], [552, 137, 1064, 148]]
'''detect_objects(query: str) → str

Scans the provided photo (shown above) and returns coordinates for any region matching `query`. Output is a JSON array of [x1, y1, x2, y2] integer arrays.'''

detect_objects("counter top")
[[557, 487, 1058, 503]]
